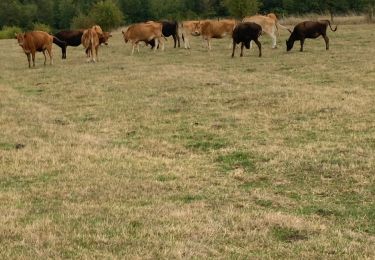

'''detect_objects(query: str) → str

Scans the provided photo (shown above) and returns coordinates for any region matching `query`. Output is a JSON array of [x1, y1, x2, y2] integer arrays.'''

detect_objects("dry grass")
[[0, 24, 374, 258]]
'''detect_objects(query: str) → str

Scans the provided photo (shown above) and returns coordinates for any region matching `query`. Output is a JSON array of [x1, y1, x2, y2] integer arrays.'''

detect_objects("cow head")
[[191, 21, 201, 36], [100, 32, 112, 45], [121, 30, 129, 43], [15, 33, 25, 47], [286, 38, 294, 52]]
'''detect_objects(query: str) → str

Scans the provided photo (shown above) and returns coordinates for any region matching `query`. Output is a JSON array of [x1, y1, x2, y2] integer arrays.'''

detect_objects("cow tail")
[[327, 20, 337, 32], [53, 36, 66, 48]]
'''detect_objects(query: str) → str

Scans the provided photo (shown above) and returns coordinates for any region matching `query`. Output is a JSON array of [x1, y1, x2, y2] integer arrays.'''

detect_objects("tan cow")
[[122, 22, 164, 55], [15, 31, 53, 68], [196, 19, 237, 50], [179, 20, 201, 49], [242, 13, 290, 48], [81, 25, 103, 62]]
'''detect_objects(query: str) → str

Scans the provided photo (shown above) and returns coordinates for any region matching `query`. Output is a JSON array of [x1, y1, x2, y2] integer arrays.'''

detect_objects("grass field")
[[1, 24, 374, 258]]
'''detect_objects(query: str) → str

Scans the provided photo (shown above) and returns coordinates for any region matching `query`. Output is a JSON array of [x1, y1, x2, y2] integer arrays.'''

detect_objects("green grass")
[[0, 24, 374, 258]]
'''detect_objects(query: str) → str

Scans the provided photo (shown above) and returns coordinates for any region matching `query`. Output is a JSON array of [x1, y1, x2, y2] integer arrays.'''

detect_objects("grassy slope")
[[0, 24, 374, 258]]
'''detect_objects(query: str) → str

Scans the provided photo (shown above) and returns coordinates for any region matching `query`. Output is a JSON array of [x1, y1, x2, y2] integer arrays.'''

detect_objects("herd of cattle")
[[14, 13, 337, 68]]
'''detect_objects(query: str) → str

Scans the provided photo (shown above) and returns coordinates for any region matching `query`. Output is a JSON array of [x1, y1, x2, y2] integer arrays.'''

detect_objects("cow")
[[243, 13, 290, 48], [54, 30, 84, 59], [81, 25, 103, 62], [147, 21, 180, 49], [15, 31, 54, 68], [179, 20, 201, 49], [54, 29, 111, 59], [286, 20, 337, 52], [122, 22, 164, 55], [232, 22, 262, 58], [196, 19, 237, 50]]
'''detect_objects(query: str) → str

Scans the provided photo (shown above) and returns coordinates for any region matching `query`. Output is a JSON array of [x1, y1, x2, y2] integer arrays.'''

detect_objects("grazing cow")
[[243, 13, 290, 48], [147, 21, 180, 49], [232, 22, 262, 58], [122, 22, 164, 55], [286, 20, 337, 52], [15, 31, 53, 68], [54, 29, 111, 59], [179, 20, 201, 49], [196, 19, 237, 50], [81, 25, 103, 62]]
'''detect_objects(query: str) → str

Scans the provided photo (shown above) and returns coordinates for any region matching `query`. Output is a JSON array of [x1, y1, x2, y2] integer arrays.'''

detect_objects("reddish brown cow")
[[15, 31, 54, 68], [81, 25, 103, 62]]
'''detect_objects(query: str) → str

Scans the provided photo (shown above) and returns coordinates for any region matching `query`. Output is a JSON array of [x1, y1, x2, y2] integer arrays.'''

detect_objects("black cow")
[[232, 22, 262, 58], [147, 21, 180, 48], [54, 30, 84, 59], [286, 20, 337, 52], [54, 30, 112, 59]]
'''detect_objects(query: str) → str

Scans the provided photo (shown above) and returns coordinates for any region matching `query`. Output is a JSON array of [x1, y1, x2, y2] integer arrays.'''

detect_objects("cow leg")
[[47, 47, 53, 65], [42, 50, 47, 65], [95, 45, 99, 62], [26, 53, 31, 68], [323, 35, 329, 50], [173, 34, 177, 48], [271, 33, 277, 49], [153, 38, 159, 52], [62, 46, 66, 59], [300, 39, 305, 52], [131, 44, 135, 55], [240, 43, 245, 57], [254, 39, 262, 57], [231, 40, 236, 58], [159, 37, 165, 51], [31, 52, 36, 67], [177, 33, 180, 48], [91, 47, 96, 62]]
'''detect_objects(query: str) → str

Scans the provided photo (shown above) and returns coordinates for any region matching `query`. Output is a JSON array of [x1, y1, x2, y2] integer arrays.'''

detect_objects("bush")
[[90, 0, 124, 31], [0, 26, 22, 39], [32, 22, 52, 33], [71, 13, 95, 29]]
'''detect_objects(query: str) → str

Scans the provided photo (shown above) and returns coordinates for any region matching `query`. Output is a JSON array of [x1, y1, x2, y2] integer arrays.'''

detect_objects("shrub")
[[71, 13, 95, 29], [90, 0, 124, 31], [32, 22, 52, 33], [0, 26, 22, 39]]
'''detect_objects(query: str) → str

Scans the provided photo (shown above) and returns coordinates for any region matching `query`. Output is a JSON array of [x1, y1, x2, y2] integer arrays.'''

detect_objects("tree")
[[224, 0, 260, 19], [90, 0, 124, 30]]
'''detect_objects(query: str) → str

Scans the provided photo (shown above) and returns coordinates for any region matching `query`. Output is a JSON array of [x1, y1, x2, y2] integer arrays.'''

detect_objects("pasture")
[[0, 24, 374, 258]]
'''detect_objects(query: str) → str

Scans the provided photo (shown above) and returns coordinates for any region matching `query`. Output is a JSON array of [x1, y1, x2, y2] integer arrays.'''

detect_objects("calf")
[[15, 31, 53, 68], [81, 25, 103, 62], [232, 22, 262, 58], [286, 20, 337, 52]]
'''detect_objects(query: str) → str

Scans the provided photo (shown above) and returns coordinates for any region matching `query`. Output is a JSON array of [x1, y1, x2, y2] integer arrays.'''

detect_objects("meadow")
[[0, 23, 374, 258]]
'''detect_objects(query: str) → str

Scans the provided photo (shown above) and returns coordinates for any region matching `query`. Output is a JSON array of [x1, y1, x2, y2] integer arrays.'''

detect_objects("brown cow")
[[286, 20, 337, 52], [243, 13, 290, 48], [15, 31, 53, 68], [81, 25, 103, 62], [122, 22, 164, 55], [196, 19, 237, 50], [179, 20, 201, 49]]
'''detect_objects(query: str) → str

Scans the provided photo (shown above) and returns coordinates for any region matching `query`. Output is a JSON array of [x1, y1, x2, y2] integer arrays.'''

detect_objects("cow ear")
[[14, 33, 18, 38]]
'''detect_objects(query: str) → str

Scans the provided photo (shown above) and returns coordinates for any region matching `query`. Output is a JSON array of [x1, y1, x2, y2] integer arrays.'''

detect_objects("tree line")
[[0, 0, 374, 32]]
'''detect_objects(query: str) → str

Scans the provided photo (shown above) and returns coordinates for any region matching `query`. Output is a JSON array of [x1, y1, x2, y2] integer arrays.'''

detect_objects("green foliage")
[[32, 22, 52, 33], [0, 26, 22, 39], [224, 0, 260, 18], [90, 0, 124, 30], [71, 13, 95, 29]]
